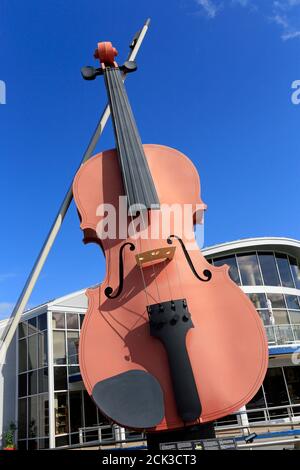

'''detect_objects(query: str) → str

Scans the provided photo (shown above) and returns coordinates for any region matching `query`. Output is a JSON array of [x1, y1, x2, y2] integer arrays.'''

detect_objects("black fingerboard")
[[104, 66, 160, 213]]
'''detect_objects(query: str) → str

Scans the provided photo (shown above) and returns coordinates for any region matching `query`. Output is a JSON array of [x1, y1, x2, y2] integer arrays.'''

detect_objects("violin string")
[[163, 258, 173, 300], [113, 67, 162, 305], [109, 68, 151, 306], [119, 65, 182, 307], [115, 69, 162, 304], [173, 249, 184, 301], [163, 222, 183, 302]]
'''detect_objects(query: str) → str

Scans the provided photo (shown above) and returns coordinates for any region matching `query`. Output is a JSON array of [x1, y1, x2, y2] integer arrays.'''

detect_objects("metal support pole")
[[0, 18, 151, 361]]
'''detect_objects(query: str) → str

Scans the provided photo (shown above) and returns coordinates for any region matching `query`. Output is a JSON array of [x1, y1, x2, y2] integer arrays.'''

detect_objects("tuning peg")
[[81, 66, 103, 81], [119, 61, 137, 74]]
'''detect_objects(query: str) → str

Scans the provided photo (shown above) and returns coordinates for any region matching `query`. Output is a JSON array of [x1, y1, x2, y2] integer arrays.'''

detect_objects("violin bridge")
[[135, 246, 176, 267]]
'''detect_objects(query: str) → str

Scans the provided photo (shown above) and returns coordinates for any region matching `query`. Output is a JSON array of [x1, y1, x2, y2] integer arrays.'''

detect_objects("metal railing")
[[76, 404, 300, 449], [78, 424, 145, 446], [265, 323, 300, 345], [215, 403, 300, 441], [79, 425, 115, 444]]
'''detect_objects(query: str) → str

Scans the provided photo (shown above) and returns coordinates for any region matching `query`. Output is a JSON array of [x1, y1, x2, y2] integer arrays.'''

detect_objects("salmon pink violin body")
[[73, 41, 268, 431]]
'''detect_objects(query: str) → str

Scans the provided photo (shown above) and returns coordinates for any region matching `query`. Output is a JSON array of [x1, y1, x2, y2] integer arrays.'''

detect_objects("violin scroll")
[[94, 41, 118, 66]]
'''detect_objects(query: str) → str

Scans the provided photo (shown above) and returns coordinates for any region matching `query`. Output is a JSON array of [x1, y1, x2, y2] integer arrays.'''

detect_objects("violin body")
[[73, 143, 268, 431]]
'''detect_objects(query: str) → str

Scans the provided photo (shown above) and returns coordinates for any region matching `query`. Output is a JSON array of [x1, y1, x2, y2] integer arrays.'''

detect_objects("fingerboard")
[[104, 66, 160, 213]]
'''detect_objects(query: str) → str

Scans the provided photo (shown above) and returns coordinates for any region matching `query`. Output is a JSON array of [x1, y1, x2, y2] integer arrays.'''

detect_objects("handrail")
[[72, 403, 300, 450], [216, 402, 300, 417], [217, 421, 300, 432], [237, 437, 300, 449], [265, 323, 300, 344]]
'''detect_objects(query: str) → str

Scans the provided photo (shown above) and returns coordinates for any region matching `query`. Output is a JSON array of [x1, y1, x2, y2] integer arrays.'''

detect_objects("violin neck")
[[103, 66, 160, 212]]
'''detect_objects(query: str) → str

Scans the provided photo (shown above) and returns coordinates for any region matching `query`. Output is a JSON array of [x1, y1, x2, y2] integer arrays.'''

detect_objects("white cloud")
[[196, 0, 221, 18], [232, 0, 249, 6], [270, 2, 300, 40], [274, 0, 300, 9], [194, 0, 300, 40], [271, 13, 290, 29], [282, 29, 300, 39]]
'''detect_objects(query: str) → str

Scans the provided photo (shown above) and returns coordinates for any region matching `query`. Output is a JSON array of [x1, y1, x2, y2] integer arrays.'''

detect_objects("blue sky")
[[0, 0, 300, 317]]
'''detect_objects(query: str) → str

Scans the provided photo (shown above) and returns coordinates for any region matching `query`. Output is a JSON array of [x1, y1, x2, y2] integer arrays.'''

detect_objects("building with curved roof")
[[203, 237, 300, 426], [2, 237, 300, 448]]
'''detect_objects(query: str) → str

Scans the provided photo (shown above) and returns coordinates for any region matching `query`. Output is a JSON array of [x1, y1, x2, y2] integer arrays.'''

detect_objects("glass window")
[[19, 338, 27, 373], [28, 317, 37, 335], [275, 324, 294, 343], [284, 367, 300, 404], [55, 435, 69, 447], [68, 365, 80, 376], [28, 335, 38, 370], [38, 438, 49, 449], [18, 374, 27, 398], [285, 295, 300, 311], [38, 313, 47, 332], [293, 325, 300, 341], [18, 398, 27, 439], [38, 393, 49, 437], [79, 314, 85, 329], [290, 257, 300, 290], [257, 310, 272, 326], [53, 331, 66, 365], [70, 433, 79, 445], [273, 310, 290, 325], [236, 253, 263, 286], [267, 293, 286, 309], [98, 410, 109, 425], [265, 325, 276, 343], [246, 387, 266, 422], [83, 390, 98, 427], [54, 367, 68, 391], [276, 254, 295, 288], [27, 439, 38, 450], [38, 331, 48, 368], [28, 317, 37, 326], [247, 293, 268, 309], [38, 368, 48, 394], [289, 311, 300, 324], [28, 395, 38, 438], [19, 322, 28, 339], [70, 391, 83, 433], [54, 392, 69, 435], [18, 440, 27, 450], [263, 368, 290, 417], [66, 314, 79, 330], [67, 332, 79, 365], [213, 256, 241, 285], [28, 370, 38, 396], [52, 312, 65, 329], [258, 252, 280, 286]]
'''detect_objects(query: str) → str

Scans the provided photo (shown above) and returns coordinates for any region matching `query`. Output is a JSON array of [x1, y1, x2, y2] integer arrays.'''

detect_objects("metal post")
[[0, 18, 151, 362]]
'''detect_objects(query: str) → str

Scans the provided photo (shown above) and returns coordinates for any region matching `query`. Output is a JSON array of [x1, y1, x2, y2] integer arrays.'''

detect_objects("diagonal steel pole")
[[0, 18, 151, 359]]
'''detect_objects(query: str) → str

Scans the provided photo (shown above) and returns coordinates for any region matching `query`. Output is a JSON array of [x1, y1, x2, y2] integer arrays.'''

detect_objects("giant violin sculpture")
[[73, 41, 268, 431]]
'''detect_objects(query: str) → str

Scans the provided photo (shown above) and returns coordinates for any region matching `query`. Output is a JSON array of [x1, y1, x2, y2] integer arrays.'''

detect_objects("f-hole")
[[104, 242, 136, 299]]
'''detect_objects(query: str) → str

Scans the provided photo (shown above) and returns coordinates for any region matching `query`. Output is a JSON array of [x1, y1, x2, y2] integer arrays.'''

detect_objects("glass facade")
[[211, 246, 300, 430], [17, 313, 49, 450], [14, 244, 300, 448], [246, 366, 300, 421], [211, 251, 300, 289], [236, 253, 263, 286], [17, 310, 107, 449], [211, 251, 300, 344], [51, 311, 108, 447]]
